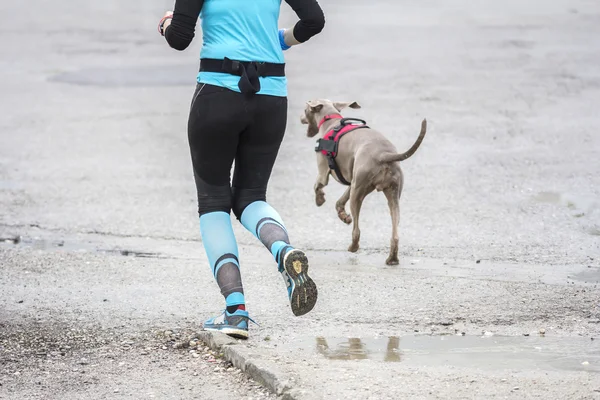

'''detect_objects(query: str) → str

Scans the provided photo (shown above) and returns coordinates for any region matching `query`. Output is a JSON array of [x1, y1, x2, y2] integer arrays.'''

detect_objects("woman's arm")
[[282, 0, 325, 48], [161, 0, 205, 51]]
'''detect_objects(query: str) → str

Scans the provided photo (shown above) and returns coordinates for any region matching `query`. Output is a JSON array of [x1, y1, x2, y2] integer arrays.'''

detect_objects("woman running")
[[158, 0, 325, 339]]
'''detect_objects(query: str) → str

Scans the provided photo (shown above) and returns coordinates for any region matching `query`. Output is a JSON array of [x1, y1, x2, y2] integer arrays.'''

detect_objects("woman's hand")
[[158, 11, 174, 36]]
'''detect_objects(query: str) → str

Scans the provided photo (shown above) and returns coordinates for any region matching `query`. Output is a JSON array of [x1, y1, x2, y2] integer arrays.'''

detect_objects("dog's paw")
[[385, 257, 399, 266], [336, 210, 352, 225], [316, 193, 326, 207], [348, 243, 359, 253]]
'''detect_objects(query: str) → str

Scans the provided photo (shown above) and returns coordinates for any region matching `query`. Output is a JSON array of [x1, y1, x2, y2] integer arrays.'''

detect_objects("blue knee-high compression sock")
[[199, 212, 245, 309], [240, 201, 294, 269]]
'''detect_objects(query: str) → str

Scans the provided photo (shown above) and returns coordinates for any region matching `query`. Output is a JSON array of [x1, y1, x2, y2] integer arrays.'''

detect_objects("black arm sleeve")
[[164, 0, 204, 51], [284, 0, 325, 43]]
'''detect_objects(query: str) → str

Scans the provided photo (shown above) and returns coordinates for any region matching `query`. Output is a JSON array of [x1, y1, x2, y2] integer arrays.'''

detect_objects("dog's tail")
[[378, 119, 427, 163]]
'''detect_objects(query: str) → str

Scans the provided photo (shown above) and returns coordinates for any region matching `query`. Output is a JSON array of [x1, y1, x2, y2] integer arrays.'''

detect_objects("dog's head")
[[300, 99, 361, 137]]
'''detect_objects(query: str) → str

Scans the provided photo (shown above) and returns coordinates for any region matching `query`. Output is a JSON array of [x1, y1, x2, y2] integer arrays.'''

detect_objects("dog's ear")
[[307, 100, 324, 113], [333, 101, 361, 111]]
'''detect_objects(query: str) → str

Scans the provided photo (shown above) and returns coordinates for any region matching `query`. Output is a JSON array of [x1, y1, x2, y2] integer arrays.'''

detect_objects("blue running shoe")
[[203, 309, 255, 340], [279, 248, 318, 316]]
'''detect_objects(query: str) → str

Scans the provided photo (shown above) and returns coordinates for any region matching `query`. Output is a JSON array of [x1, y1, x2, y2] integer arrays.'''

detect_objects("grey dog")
[[300, 99, 427, 265]]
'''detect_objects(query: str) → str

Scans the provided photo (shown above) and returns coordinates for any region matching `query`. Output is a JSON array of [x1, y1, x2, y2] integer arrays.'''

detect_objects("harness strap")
[[329, 156, 352, 186], [200, 57, 286, 96], [314, 118, 370, 186], [318, 114, 342, 129]]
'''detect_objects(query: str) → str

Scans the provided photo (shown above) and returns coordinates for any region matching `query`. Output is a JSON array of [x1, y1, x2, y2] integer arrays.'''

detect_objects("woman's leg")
[[187, 83, 253, 338], [230, 95, 290, 264], [231, 94, 318, 317]]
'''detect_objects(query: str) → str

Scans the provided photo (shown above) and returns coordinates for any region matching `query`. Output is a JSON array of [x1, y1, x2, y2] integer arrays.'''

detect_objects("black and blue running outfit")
[[162, 0, 325, 339]]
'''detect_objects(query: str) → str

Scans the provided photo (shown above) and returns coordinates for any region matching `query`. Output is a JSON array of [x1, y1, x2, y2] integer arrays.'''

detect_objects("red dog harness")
[[315, 114, 369, 185]]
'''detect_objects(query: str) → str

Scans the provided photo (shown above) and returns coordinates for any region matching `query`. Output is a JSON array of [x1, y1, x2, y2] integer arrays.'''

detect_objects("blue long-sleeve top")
[[164, 0, 325, 97]]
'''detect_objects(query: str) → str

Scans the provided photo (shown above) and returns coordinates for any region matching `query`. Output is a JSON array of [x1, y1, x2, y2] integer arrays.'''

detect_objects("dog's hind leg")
[[383, 185, 401, 265], [336, 186, 352, 224], [348, 183, 373, 253]]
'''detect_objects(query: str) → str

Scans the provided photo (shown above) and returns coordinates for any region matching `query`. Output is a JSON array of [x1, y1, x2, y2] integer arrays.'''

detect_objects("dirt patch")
[[0, 319, 276, 399]]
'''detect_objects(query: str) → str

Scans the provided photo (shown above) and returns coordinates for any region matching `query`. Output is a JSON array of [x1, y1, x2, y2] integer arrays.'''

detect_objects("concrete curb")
[[195, 331, 316, 400]]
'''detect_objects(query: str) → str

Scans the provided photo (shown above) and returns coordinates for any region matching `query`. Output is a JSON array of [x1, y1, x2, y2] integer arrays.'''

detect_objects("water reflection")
[[308, 335, 600, 373], [316, 336, 401, 362]]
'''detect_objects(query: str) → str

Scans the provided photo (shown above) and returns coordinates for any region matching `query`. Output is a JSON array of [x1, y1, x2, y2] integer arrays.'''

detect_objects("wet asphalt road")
[[1, 0, 600, 399]]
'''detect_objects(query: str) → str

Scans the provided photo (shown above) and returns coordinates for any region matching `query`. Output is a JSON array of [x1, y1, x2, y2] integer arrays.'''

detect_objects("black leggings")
[[187, 83, 288, 219]]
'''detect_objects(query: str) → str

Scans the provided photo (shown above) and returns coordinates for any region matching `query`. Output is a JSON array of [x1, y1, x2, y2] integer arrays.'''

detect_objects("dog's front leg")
[[314, 162, 330, 207]]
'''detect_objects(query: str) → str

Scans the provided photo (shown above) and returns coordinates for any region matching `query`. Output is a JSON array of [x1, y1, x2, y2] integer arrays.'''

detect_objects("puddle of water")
[[572, 267, 600, 283], [315, 336, 402, 362], [0, 180, 20, 190], [1, 236, 21, 244], [532, 191, 598, 219], [298, 335, 600, 373], [533, 191, 562, 204], [49, 65, 197, 87], [0, 236, 163, 258], [116, 249, 162, 258]]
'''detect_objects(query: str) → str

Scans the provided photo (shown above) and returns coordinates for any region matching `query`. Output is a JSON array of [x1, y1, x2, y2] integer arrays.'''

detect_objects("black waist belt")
[[200, 57, 285, 95]]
